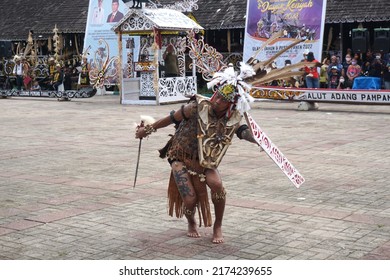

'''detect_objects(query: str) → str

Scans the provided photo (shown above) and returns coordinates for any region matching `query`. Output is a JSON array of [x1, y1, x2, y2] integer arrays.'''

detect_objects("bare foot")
[[187, 221, 201, 238], [212, 224, 224, 244]]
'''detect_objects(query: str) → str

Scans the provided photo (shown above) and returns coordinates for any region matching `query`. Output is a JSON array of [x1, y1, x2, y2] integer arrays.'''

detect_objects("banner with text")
[[84, 0, 139, 85], [243, 0, 327, 68]]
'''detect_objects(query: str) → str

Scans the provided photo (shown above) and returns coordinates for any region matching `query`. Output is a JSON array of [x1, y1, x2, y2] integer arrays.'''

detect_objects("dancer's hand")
[[135, 126, 145, 139]]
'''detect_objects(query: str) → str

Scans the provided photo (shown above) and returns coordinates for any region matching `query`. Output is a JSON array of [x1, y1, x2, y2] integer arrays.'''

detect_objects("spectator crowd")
[[294, 49, 390, 90]]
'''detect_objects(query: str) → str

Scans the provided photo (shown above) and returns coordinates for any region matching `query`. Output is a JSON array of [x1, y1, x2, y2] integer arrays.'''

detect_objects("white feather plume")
[[238, 62, 256, 80], [206, 63, 256, 115], [140, 115, 156, 125]]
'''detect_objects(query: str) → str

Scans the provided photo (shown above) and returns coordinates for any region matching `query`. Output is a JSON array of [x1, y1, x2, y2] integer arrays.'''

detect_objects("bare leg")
[[211, 191, 225, 243], [205, 169, 226, 244], [171, 161, 200, 238], [184, 208, 200, 238]]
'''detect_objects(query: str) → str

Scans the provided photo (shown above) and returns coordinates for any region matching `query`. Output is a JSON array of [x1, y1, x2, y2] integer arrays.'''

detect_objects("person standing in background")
[[328, 66, 342, 89], [79, 56, 91, 87], [345, 58, 361, 89], [327, 55, 344, 80], [163, 44, 179, 77], [63, 65, 73, 90], [12, 55, 24, 90], [51, 64, 64, 91], [22, 61, 33, 90], [304, 52, 320, 88], [342, 53, 352, 80]]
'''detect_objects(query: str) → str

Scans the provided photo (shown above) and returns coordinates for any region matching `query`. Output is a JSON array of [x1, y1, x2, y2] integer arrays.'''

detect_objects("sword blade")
[[133, 138, 142, 188]]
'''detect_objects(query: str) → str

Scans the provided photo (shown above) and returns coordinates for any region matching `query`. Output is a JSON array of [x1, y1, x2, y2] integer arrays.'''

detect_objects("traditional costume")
[[159, 64, 255, 227], [79, 57, 91, 86], [136, 31, 307, 232]]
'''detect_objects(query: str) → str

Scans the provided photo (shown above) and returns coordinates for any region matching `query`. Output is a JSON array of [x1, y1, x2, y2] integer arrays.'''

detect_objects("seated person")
[[163, 44, 179, 77], [31, 80, 41, 91]]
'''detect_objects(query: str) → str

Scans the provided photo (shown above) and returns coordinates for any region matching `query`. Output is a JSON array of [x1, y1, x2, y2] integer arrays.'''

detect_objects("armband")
[[236, 124, 249, 139], [180, 105, 189, 121], [169, 110, 181, 126]]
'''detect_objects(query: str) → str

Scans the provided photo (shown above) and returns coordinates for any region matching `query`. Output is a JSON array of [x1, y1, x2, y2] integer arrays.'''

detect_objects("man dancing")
[[135, 65, 258, 243]]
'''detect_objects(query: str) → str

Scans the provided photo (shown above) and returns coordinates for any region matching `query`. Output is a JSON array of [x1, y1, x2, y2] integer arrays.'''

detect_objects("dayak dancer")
[[135, 65, 259, 244]]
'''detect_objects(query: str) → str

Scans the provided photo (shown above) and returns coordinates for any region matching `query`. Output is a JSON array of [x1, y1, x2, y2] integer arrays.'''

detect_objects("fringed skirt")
[[167, 171, 212, 227]]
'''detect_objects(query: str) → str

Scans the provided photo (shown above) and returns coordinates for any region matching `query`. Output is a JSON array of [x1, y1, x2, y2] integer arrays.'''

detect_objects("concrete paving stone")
[[278, 247, 307, 258], [25, 208, 90, 223], [0, 208, 23, 218], [340, 242, 381, 254], [245, 242, 280, 253], [194, 250, 230, 259], [224, 239, 252, 250], [0, 253, 34, 260], [370, 229, 390, 239], [363, 241, 390, 259], [259, 252, 282, 260], [1, 219, 43, 231], [292, 250, 319, 259], [313, 252, 337, 260], [231, 251, 267, 260], [308, 246, 341, 257], [346, 250, 368, 259], [189, 254, 215, 260], [0, 240, 22, 254]]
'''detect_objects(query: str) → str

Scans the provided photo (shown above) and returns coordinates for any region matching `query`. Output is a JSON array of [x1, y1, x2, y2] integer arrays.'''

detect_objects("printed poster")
[[243, 0, 327, 68], [84, 0, 140, 85]]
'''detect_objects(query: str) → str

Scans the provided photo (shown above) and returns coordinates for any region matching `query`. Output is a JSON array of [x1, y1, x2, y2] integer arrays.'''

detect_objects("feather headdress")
[[207, 63, 255, 116]]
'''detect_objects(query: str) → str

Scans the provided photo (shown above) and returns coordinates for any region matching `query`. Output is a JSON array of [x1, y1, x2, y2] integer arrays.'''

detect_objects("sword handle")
[[135, 120, 145, 139], [137, 120, 145, 128]]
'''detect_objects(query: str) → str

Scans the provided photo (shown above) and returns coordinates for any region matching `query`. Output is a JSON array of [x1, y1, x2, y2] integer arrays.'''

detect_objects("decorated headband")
[[206, 63, 255, 116]]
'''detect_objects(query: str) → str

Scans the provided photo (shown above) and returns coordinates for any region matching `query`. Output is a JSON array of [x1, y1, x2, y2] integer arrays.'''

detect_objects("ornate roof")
[[0, 0, 88, 41], [190, 1, 247, 30], [154, 0, 247, 29], [325, 0, 390, 23], [113, 8, 203, 32]]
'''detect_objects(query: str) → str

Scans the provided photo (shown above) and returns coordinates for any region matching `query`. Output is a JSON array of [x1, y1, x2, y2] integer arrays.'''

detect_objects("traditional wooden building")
[[324, 0, 390, 56], [0, 0, 389, 67], [0, 0, 87, 59]]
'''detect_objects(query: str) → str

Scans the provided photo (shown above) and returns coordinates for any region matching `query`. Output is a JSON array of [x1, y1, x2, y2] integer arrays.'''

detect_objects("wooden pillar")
[[153, 28, 161, 105], [227, 29, 231, 53], [340, 23, 343, 58]]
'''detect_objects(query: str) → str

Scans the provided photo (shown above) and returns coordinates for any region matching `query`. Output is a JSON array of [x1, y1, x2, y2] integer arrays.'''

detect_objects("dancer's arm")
[[135, 103, 194, 139]]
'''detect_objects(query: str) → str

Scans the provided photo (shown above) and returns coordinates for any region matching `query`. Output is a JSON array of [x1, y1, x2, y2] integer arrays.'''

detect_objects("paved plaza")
[[0, 94, 390, 260]]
